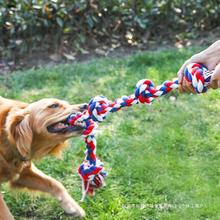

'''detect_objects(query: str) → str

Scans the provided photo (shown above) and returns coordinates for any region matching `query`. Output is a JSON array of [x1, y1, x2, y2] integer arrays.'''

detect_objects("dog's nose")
[[80, 103, 88, 111]]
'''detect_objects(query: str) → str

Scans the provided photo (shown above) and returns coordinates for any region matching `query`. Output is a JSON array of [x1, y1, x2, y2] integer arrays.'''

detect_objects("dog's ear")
[[6, 109, 33, 159]]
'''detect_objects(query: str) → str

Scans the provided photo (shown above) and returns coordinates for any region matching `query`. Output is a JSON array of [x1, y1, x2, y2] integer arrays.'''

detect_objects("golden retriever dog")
[[0, 96, 88, 219]]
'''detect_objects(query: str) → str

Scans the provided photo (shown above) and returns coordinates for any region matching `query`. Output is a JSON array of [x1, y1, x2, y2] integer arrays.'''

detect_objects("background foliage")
[[1, 0, 220, 61]]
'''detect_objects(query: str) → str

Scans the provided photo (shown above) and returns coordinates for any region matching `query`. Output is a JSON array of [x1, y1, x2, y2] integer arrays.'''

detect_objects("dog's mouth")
[[47, 118, 85, 134]]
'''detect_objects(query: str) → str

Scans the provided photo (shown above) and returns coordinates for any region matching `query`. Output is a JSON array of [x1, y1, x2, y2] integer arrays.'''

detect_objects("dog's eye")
[[48, 103, 59, 109]]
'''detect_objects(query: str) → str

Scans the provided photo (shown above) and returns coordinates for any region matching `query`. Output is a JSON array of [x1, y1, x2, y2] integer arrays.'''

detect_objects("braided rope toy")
[[68, 63, 212, 201]]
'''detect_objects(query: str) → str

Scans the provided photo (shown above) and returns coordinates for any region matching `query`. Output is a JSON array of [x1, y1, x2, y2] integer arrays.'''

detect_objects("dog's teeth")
[[74, 121, 85, 127], [54, 122, 68, 129]]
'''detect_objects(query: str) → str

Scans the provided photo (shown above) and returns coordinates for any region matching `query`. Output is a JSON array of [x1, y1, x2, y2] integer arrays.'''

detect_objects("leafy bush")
[[1, 0, 220, 61]]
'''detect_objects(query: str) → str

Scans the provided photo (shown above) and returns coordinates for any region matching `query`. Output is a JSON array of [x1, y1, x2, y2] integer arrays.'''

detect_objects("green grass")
[[1, 47, 220, 220]]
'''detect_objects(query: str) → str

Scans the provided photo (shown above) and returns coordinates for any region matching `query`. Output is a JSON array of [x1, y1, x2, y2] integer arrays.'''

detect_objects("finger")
[[178, 84, 184, 93], [205, 57, 220, 70], [205, 62, 217, 70], [210, 79, 218, 89], [212, 80, 220, 89], [177, 70, 184, 84], [182, 84, 191, 93], [185, 81, 196, 94], [210, 62, 220, 89], [177, 61, 189, 84], [182, 79, 191, 93], [212, 62, 220, 78]]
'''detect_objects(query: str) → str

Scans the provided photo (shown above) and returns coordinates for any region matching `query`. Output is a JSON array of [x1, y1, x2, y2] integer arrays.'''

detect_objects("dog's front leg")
[[0, 192, 14, 220], [10, 163, 85, 218]]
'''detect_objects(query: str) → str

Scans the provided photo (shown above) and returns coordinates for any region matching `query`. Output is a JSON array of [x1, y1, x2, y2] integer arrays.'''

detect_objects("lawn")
[[1, 47, 220, 220]]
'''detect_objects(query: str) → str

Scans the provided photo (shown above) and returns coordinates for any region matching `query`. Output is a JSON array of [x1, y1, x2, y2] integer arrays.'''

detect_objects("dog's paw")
[[61, 199, 85, 218]]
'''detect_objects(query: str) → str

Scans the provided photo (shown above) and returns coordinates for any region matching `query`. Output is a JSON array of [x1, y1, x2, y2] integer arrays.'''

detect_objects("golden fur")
[[0, 96, 86, 219]]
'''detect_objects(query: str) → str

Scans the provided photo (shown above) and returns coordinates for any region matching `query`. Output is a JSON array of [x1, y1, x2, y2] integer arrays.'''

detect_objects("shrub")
[[0, 0, 220, 61]]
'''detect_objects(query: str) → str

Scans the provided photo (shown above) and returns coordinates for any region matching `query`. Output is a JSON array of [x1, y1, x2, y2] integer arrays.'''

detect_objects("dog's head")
[[5, 98, 87, 160]]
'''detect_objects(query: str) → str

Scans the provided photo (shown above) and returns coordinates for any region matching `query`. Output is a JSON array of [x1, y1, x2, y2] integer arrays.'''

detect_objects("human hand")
[[177, 40, 220, 93], [177, 52, 220, 93]]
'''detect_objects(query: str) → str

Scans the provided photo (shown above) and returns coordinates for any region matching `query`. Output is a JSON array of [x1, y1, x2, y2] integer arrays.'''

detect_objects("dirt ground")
[[1, 28, 220, 75]]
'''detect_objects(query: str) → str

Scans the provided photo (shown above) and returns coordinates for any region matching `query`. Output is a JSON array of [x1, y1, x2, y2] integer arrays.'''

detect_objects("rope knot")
[[88, 96, 112, 122], [135, 79, 179, 104], [135, 79, 155, 104], [184, 63, 211, 93]]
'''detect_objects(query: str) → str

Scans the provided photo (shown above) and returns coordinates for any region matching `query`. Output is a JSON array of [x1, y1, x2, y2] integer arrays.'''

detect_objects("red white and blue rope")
[[68, 63, 212, 201]]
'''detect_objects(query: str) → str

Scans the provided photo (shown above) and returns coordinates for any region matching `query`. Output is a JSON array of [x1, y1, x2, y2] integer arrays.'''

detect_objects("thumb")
[[177, 60, 189, 83]]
